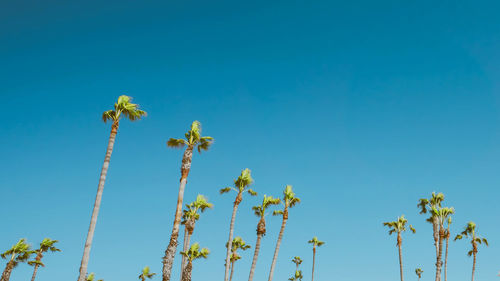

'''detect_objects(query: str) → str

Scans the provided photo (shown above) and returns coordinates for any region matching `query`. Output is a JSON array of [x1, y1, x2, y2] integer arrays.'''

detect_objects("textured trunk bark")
[[471, 252, 476, 281], [397, 233, 404, 281], [30, 264, 39, 281], [180, 223, 194, 281], [267, 207, 288, 281], [312, 247, 316, 281], [180, 225, 189, 281], [1, 261, 14, 281], [162, 146, 193, 281], [248, 233, 263, 281], [229, 261, 235, 281], [444, 232, 450, 281], [182, 261, 192, 281], [31, 251, 43, 281], [224, 193, 241, 281], [77, 123, 118, 281], [435, 227, 444, 281]]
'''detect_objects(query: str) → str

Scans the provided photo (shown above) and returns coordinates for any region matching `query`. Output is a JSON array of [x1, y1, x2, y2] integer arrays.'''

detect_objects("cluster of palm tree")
[[1, 238, 60, 281], [383, 192, 489, 281]]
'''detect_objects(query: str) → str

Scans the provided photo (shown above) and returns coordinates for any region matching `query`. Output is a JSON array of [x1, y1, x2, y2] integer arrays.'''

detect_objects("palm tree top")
[[383, 215, 416, 235], [167, 120, 214, 153], [86, 273, 104, 281], [182, 194, 213, 223], [102, 95, 146, 124], [417, 192, 444, 215], [415, 268, 423, 277], [252, 195, 281, 218], [273, 185, 300, 216], [138, 266, 156, 280], [308, 236, 325, 247], [180, 243, 210, 262], [454, 221, 489, 250], [431, 206, 455, 224], [38, 238, 61, 253], [229, 237, 251, 252], [220, 168, 257, 195], [1, 238, 33, 264], [291, 256, 303, 266]]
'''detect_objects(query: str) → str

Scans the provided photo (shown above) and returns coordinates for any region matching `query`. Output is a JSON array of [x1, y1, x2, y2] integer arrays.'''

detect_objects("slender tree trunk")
[[248, 234, 263, 281], [162, 146, 194, 281], [444, 232, 450, 281], [435, 227, 444, 281], [180, 222, 195, 281], [182, 261, 192, 281], [471, 252, 476, 281], [1, 261, 14, 281], [312, 247, 316, 281], [180, 225, 189, 281], [30, 264, 40, 281], [397, 233, 404, 281], [229, 261, 235, 281], [267, 208, 288, 281], [31, 252, 43, 281], [77, 123, 118, 281], [224, 193, 242, 281]]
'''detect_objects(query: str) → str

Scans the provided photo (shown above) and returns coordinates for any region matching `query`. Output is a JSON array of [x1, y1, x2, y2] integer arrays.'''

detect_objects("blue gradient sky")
[[1, 0, 500, 280]]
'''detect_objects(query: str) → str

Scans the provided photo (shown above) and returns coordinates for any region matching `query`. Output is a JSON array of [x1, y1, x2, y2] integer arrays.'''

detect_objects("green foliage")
[[308, 237, 325, 247], [291, 256, 302, 267], [220, 168, 257, 197], [1, 238, 34, 268], [86, 273, 104, 281], [102, 95, 146, 124], [167, 121, 214, 153], [180, 243, 210, 262], [274, 185, 300, 217], [138, 266, 156, 281], [415, 268, 423, 278], [454, 221, 488, 256], [383, 215, 416, 236], [28, 238, 60, 267], [417, 192, 445, 224], [182, 195, 213, 224], [288, 270, 303, 281], [252, 195, 281, 218]]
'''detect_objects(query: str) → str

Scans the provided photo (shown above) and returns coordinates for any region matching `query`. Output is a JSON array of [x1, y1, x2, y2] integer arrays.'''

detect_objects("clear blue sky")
[[1, 0, 499, 280]]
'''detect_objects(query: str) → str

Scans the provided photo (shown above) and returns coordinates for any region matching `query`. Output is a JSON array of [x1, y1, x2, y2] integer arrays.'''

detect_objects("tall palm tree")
[[220, 168, 257, 281], [139, 266, 156, 281], [1, 239, 34, 281], [267, 185, 300, 281], [444, 217, 452, 281], [28, 238, 60, 281], [162, 121, 213, 281], [417, 192, 444, 281], [308, 237, 325, 281], [227, 237, 251, 281], [180, 195, 213, 280], [180, 243, 210, 281], [248, 195, 280, 281], [383, 215, 416, 281], [454, 222, 488, 281], [431, 207, 454, 281], [78, 95, 146, 281], [415, 268, 423, 281], [289, 257, 303, 281], [86, 273, 103, 281]]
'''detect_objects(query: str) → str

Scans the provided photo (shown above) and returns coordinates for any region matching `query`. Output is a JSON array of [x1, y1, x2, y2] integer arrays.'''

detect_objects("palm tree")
[[417, 192, 444, 281], [180, 195, 213, 280], [220, 168, 257, 281], [444, 217, 452, 281], [289, 257, 303, 281], [227, 237, 251, 281], [308, 237, 325, 281], [415, 268, 423, 281], [78, 95, 146, 281], [267, 185, 300, 281], [383, 215, 416, 281], [454, 222, 488, 281], [431, 207, 454, 281], [248, 195, 280, 281], [162, 121, 213, 281], [28, 238, 60, 281], [180, 243, 210, 281], [1, 239, 34, 281], [86, 273, 103, 281], [139, 266, 156, 281]]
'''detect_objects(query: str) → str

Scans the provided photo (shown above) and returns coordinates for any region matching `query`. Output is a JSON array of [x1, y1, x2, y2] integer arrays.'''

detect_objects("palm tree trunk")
[[312, 247, 316, 281], [162, 146, 194, 281], [182, 261, 192, 281], [471, 252, 476, 281], [180, 225, 189, 281], [30, 264, 40, 281], [444, 233, 450, 281], [267, 209, 288, 281], [435, 227, 444, 281], [77, 123, 118, 281], [180, 225, 194, 281], [229, 262, 235, 281], [1, 261, 14, 281], [397, 233, 404, 281], [224, 193, 241, 281], [248, 233, 263, 281]]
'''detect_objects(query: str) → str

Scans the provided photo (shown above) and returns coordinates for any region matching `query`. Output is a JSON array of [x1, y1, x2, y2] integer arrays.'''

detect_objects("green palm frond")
[[102, 95, 146, 124], [291, 256, 303, 266], [168, 120, 214, 152], [219, 187, 232, 194], [1, 239, 34, 264], [253, 195, 281, 217], [234, 168, 254, 190], [180, 243, 210, 262], [308, 237, 325, 247], [138, 266, 156, 280], [283, 185, 300, 208], [167, 138, 187, 148], [383, 215, 416, 235]]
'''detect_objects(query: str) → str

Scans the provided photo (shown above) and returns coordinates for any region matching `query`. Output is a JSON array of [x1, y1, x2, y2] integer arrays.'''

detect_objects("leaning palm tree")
[[86, 273, 103, 281], [383, 215, 416, 281], [28, 238, 60, 281], [415, 268, 423, 281], [138, 266, 156, 281], [78, 95, 146, 281], [227, 237, 251, 281], [248, 195, 280, 281], [162, 121, 213, 281], [308, 237, 325, 281], [454, 222, 488, 281], [431, 207, 454, 281], [267, 185, 300, 281], [417, 192, 445, 281], [180, 195, 213, 280], [220, 168, 257, 281], [180, 243, 210, 281], [1, 239, 34, 281]]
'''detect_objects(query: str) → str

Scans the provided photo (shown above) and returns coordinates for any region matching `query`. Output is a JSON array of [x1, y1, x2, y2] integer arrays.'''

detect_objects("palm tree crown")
[[454, 222, 489, 256], [1, 239, 33, 267], [220, 168, 257, 196], [253, 195, 281, 219], [138, 266, 156, 281], [102, 95, 147, 124], [383, 215, 416, 240], [28, 238, 60, 268], [180, 243, 210, 262], [415, 268, 423, 278], [308, 237, 325, 248], [273, 185, 301, 217], [182, 195, 213, 224], [292, 256, 302, 267], [167, 121, 214, 153]]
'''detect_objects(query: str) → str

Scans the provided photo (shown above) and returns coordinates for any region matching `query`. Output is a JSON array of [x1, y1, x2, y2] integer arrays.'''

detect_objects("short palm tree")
[[415, 268, 423, 281], [220, 168, 257, 281], [1, 239, 34, 281], [227, 237, 251, 281], [454, 222, 488, 281], [28, 238, 60, 281], [86, 273, 103, 281], [431, 206, 454, 281], [308, 237, 325, 281], [267, 185, 300, 281], [383, 215, 416, 281], [162, 121, 213, 281], [180, 195, 213, 280], [289, 257, 303, 281], [417, 192, 444, 281], [248, 195, 280, 281], [78, 95, 146, 281], [180, 243, 210, 281], [138, 266, 156, 281]]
